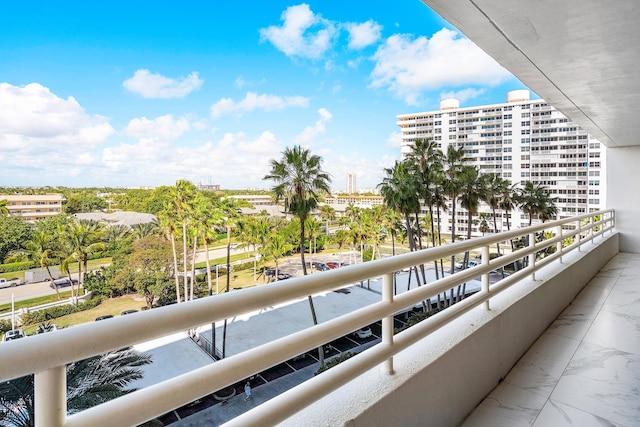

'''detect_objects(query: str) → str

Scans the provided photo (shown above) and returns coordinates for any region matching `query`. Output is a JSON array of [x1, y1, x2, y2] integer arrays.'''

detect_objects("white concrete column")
[[35, 366, 66, 427]]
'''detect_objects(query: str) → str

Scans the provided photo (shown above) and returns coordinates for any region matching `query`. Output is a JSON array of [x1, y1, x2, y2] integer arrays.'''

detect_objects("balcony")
[[0, 210, 624, 427]]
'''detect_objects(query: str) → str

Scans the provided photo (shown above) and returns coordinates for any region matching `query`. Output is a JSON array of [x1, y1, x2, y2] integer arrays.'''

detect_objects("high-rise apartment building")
[[397, 90, 605, 237], [346, 173, 357, 194]]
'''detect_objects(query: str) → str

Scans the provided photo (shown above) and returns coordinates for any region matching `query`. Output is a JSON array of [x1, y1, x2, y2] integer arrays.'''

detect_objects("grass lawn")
[[0, 290, 75, 315], [22, 295, 145, 334]]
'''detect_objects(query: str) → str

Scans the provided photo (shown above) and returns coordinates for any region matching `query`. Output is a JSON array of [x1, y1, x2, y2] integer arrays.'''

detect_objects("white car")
[[456, 260, 481, 269], [3, 329, 25, 342], [354, 327, 373, 339]]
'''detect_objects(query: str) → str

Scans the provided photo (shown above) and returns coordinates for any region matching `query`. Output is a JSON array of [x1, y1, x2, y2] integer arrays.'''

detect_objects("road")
[[1, 247, 245, 306], [0, 280, 60, 305]]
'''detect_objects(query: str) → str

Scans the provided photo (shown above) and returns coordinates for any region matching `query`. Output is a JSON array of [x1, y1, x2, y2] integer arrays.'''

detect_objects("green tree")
[[60, 219, 105, 298], [116, 235, 173, 309], [0, 348, 152, 427], [0, 216, 32, 263], [442, 145, 467, 274], [22, 230, 62, 300], [63, 192, 107, 214], [0, 199, 9, 216], [264, 145, 332, 368], [517, 181, 558, 226]]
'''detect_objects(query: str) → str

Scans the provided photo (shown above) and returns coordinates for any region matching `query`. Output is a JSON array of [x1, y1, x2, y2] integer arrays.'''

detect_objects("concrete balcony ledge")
[[279, 232, 619, 427]]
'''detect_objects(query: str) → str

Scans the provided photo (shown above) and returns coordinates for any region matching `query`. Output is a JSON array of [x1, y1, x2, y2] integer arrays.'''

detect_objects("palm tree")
[[443, 145, 467, 274], [264, 145, 332, 368], [499, 182, 519, 252], [172, 180, 197, 302], [483, 174, 511, 255], [0, 199, 9, 216], [22, 230, 62, 300], [518, 181, 557, 226], [379, 160, 427, 302], [60, 220, 105, 298], [157, 207, 182, 303], [0, 348, 152, 427]]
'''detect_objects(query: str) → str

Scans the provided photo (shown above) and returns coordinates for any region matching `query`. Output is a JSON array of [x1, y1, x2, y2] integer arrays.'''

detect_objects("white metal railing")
[[0, 210, 615, 427]]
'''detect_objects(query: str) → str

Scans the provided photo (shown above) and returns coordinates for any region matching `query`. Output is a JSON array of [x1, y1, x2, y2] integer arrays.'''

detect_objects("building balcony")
[[1, 210, 627, 427]]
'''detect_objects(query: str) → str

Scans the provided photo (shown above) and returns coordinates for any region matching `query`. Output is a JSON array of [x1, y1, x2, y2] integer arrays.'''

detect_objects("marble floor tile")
[[570, 285, 613, 309], [461, 382, 548, 427], [533, 399, 623, 427], [546, 313, 595, 340], [600, 285, 640, 317], [550, 371, 640, 426], [525, 332, 581, 364], [619, 264, 640, 277], [583, 310, 640, 356], [585, 276, 621, 289], [564, 341, 640, 387], [505, 354, 568, 398]]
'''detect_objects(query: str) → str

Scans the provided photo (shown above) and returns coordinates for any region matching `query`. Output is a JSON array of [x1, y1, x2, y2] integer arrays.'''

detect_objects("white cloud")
[[293, 107, 332, 145], [345, 20, 382, 49], [370, 28, 512, 105], [123, 69, 203, 99], [235, 76, 247, 88], [0, 82, 114, 146], [210, 92, 309, 118], [386, 131, 403, 148], [259, 4, 337, 59], [124, 114, 190, 141], [440, 88, 486, 104]]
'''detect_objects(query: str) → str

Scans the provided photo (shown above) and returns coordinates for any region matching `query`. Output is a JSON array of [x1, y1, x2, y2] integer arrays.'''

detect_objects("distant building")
[[323, 194, 384, 214], [197, 183, 220, 191], [74, 211, 157, 227], [1, 194, 64, 223], [346, 173, 357, 194]]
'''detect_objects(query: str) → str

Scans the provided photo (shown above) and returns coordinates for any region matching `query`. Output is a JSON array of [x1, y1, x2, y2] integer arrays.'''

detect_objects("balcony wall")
[[281, 233, 619, 427], [607, 146, 640, 253]]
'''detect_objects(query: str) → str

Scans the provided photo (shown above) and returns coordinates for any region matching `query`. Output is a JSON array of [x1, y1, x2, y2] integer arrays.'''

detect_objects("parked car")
[[0, 278, 22, 288], [311, 262, 330, 271], [455, 259, 481, 269], [3, 329, 25, 342], [326, 262, 342, 269], [95, 315, 114, 321], [50, 277, 79, 288], [353, 327, 373, 339], [121, 309, 139, 316]]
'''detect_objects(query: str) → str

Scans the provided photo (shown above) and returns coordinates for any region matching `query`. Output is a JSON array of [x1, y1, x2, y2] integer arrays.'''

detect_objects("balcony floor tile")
[[465, 252, 640, 427]]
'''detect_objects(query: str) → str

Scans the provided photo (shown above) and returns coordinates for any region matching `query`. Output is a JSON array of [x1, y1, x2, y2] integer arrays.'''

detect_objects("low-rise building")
[[1, 194, 64, 223]]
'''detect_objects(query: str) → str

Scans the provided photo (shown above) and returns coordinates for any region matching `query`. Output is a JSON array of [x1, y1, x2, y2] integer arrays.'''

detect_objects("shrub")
[[20, 296, 103, 325], [0, 319, 12, 335], [315, 351, 357, 376], [0, 261, 35, 273], [395, 307, 444, 333]]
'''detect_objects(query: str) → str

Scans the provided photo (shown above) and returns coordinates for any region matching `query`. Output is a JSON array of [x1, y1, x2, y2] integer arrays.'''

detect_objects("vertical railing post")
[[529, 232, 536, 280], [590, 214, 595, 243], [481, 245, 490, 310], [556, 225, 563, 262], [35, 366, 66, 427], [382, 272, 394, 375], [576, 219, 582, 251]]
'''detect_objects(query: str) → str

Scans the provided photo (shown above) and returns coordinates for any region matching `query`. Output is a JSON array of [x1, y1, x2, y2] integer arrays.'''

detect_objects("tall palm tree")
[[157, 207, 181, 303], [60, 220, 105, 298], [22, 230, 62, 300], [172, 180, 197, 302], [264, 145, 331, 368], [483, 174, 510, 255], [518, 181, 557, 226], [443, 145, 467, 274], [379, 160, 427, 301], [499, 182, 519, 252]]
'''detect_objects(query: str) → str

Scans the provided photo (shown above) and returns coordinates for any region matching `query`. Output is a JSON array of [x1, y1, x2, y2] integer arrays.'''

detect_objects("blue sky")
[[0, 1, 530, 191]]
